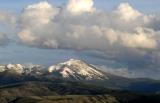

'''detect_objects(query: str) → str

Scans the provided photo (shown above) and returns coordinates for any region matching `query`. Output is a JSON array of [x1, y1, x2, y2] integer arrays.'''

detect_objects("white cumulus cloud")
[[113, 3, 141, 21], [66, 0, 94, 15], [17, 1, 159, 51]]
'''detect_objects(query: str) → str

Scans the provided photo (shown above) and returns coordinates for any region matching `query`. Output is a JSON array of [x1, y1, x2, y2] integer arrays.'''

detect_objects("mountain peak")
[[48, 59, 108, 81], [61, 59, 86, 66]]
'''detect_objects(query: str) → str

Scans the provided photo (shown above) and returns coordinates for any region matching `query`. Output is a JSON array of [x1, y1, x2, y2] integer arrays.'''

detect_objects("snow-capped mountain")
[[48, 59, 108, 80], [0, 64, 45, 75], [0, 60, 160, 93], [0, 59, 108, 81]]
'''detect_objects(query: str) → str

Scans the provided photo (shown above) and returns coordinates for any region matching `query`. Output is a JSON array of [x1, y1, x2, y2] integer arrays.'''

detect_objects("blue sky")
[[0, 0, 160, 14]]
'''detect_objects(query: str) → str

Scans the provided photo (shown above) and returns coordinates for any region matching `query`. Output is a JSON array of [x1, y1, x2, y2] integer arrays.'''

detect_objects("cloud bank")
[[0, 10, 15, 26], [0, 11, 15, 45], [18, 1, 159, 51]]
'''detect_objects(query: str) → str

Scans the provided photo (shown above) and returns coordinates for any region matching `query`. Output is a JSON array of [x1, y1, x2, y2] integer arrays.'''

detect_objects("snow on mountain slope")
[[48, 59, 108, 80], [0, 64, 45, 75], [0, 59, 108, 80], [6, 64, 24, 74], [0, 65, 5, 72]]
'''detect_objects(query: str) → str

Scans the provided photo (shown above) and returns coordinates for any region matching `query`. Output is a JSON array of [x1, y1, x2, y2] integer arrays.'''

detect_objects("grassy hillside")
[[0, 81, 111, 103], [11, 95, 118, 103], [0, 81, 160, 103], [6, 94, 160, 103]]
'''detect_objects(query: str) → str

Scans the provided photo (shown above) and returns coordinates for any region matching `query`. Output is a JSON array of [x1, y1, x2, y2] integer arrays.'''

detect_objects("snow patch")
[[48, 59, 108, 80]]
